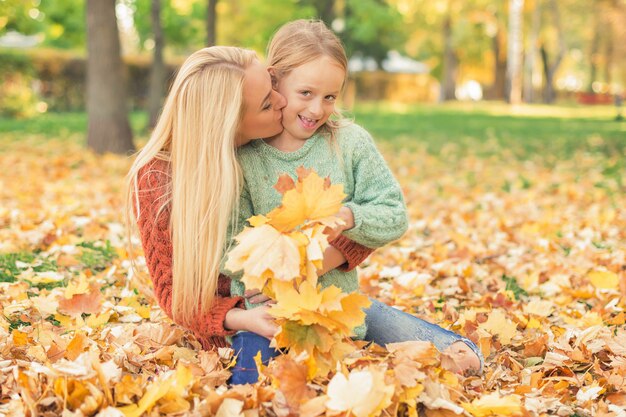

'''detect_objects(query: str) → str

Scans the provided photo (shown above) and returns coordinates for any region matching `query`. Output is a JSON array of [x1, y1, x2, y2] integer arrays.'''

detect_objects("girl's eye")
[[325, 95, 337, 102], [300, 91, 311, 97], [262, 102, 272, 111]]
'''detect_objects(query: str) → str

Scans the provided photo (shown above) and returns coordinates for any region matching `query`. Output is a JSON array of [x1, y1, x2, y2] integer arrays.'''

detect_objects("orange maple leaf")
[[268, 355, 315, 413], [58, 283, 104, 317], [274, 173, 296, 194], [266, 170, 346, 232]]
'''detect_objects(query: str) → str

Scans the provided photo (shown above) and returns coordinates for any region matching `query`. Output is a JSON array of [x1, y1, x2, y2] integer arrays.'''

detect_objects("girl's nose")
[[309, 99, 324, 118]]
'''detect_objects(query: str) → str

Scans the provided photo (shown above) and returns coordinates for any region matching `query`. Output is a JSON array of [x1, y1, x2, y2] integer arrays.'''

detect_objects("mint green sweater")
[[224, 123, 408, 338]]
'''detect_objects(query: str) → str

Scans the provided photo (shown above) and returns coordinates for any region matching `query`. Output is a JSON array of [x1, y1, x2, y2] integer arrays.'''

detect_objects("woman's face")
[[236, 60, 287, 147]]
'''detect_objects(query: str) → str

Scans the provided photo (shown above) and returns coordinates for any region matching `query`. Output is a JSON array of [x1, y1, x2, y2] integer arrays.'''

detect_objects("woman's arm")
[[224, 306, 277, 339], [135, 160, 245, 345]]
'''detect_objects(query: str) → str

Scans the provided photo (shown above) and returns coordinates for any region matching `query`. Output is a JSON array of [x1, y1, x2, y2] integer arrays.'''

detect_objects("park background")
[[1, 1, 626, 416]]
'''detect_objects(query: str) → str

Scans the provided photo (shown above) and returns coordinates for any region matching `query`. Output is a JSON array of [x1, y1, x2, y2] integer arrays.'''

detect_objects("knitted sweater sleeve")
[[329, 234, 373, 271], [342, 127, 409, 248], [135, 160, 244, 347]]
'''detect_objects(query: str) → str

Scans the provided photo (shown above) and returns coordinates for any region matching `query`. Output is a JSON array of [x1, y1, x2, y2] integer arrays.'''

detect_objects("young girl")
[[225, 20, 482, 384]]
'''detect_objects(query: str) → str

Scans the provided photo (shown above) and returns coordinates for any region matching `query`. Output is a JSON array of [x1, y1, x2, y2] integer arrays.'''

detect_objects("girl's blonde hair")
[[126, 46, 256, 325], [267, 19, 350, 138]]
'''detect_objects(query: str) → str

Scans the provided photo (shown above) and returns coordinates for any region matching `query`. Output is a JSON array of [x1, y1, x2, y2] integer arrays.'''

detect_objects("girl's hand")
[[324, 206, 355, 241], [224, 306, 278, 340]]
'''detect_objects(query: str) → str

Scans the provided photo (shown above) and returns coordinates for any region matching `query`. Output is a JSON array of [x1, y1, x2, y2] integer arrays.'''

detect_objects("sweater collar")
[[253, 133, 323, 161]]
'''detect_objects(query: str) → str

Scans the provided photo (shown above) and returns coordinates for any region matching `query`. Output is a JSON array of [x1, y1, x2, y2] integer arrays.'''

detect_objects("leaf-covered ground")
[[0, 127, 625, 416]]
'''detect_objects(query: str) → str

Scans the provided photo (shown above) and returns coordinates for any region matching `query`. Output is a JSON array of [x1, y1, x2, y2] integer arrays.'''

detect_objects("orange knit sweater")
[[135, 159, 373, 349]]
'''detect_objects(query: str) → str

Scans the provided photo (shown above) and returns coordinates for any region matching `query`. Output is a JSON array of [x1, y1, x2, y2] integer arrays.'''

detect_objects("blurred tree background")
[[0, 0, 624, 152]]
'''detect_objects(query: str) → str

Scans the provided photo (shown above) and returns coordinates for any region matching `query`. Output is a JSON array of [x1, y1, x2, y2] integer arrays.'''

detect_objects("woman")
[[126, 46, 372, 350], [126, 45, 481, 383]]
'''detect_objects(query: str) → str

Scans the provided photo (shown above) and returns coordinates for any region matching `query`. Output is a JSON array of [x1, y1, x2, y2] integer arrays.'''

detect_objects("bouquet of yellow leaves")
[[225, 167, 371, 378]]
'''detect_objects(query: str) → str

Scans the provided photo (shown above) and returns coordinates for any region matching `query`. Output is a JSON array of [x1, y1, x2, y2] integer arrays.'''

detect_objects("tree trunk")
[[507, 0, 524, 104], [491, 17, 507, 100], [604, 18, 613, 86], [441, 7, 458, 101], [299, 0, 335, 27], [588, 1, 600, 92], [148, 0, 165, 129], [540, 0, 565, 103], [540, 45, 554, 103], [524, 0, 541, 102], [86, 0, 134, 154], [207, 0, 218, 46]]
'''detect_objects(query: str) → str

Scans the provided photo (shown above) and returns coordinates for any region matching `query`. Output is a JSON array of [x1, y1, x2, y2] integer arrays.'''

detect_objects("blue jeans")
[[364, 299, 484, 371], [228, 331, 279, 385], [228, 298, 484, 384]]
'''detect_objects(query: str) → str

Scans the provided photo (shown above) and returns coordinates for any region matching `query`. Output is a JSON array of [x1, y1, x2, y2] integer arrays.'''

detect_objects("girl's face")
[[236, 59, 287, 147], [273, 55, 345, 143]]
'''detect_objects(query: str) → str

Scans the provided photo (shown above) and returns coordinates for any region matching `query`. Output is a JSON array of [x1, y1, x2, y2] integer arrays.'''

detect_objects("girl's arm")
[[341, 127, 409, 248]]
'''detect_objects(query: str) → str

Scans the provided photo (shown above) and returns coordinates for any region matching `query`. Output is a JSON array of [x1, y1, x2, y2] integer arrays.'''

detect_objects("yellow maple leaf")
[[266, 170, 346, 232], [64, 275, 90, 298], [326, 366, 395, 417], [271, 282, 369, 336], [118, 365, 192, 417], [330, 292, 371, 331], [462, 393, 523, 417], [302, 224, 331, 283], [588, 270, 619, 290], [226, 224, 301, 284], [272, 322, 336, 354], [216, 398, 244, 417], [478, 309, 517, 345], [272, 279, 323, 314]]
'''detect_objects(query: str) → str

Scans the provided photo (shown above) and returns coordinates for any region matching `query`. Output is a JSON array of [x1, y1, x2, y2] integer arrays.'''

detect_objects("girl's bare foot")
[[441, 341, 481, 375]]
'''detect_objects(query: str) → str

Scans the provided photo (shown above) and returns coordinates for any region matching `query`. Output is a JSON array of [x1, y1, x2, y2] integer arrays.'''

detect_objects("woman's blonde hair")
[[266, 19, 350, 138], [126, 46, 256, 325]]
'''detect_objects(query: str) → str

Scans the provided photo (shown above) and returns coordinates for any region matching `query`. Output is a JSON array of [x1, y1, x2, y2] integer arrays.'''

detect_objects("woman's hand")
[[324, 206, 355, 241], [224, 306, 278, 340], [244, 288, 273, 305]]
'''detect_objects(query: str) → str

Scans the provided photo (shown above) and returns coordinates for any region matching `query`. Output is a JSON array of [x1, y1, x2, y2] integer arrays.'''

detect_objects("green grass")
[[0, 111, 149, 141], [1, 102, 624, 159], [350, 101, 626, 159]]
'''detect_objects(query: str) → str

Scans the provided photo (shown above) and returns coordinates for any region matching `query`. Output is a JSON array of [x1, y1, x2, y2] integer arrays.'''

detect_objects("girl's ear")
[[268, 66, 278, 89]]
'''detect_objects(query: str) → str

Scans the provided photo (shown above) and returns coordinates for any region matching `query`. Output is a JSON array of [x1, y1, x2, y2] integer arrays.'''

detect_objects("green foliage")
[[133, 0, 205, 53], [218, 0, 316, 54], [38, 0, 85, 49], [0, 73, 38, 118], [343, 0, 407, 64], [0, 0, 85, 49], [0, 50, 38, 118], [0, 0, 42, 36], [0, 49, 181, 112], [77, 240, 118, 272], [0, 252, 34, 283], [0, 252, 57, 283], [45, 315, 61, 327], [6, 316, 32, 332], [502, 275, 528, 300]]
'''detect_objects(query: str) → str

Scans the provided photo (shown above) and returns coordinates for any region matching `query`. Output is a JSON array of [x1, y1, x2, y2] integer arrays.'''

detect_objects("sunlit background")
[[1, 0, 624, 121]]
